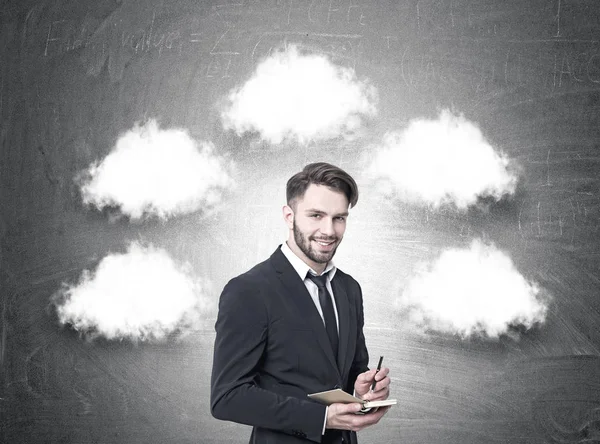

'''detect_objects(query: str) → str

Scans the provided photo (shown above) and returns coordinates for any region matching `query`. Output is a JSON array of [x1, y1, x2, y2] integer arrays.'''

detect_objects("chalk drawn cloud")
[[221, 44, 377, 144], [79, 119, 235, 220], [368, 110, 518, 209], [396, 239, 548, 339], [53, 242, 212, 341]]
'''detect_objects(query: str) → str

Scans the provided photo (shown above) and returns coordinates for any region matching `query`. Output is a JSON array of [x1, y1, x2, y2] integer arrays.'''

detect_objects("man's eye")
[[311, 214, 321, 218]]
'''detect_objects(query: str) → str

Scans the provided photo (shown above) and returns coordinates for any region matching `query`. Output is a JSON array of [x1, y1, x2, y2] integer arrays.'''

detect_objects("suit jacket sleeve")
[[345, 281, 370, 395], [210, 276, 326, 442]]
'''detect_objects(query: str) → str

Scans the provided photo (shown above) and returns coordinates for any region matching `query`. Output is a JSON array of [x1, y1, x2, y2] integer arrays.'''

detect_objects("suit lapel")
[[270, 248, 341, 379], [331, 275, 351, 377]]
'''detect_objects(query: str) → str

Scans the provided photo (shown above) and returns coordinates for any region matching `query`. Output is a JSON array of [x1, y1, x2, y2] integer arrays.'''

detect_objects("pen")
[[370, 356, 383, 392]]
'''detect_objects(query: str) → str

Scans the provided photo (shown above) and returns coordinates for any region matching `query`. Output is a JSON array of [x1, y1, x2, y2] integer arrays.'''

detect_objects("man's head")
[[283, 163, 359, 273]]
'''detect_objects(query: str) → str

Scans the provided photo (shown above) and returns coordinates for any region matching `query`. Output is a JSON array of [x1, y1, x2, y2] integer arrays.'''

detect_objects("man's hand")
[[354, 367, 391, 401], [326, 402, 390, 432]]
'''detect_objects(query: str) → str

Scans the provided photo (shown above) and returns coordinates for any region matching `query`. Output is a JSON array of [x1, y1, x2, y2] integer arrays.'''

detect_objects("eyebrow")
[[304, 208, 349, 217]]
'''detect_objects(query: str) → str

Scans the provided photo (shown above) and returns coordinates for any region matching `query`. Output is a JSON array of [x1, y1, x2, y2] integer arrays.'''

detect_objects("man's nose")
[[319, 217, 335, 236]]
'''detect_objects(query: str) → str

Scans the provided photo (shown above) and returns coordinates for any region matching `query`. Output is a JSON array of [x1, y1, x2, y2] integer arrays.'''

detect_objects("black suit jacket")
[[210, 246, 370, 443]]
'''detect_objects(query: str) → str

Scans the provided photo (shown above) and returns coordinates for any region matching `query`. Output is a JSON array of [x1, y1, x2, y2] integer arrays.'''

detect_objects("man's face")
[[285, 184, 349, 269]]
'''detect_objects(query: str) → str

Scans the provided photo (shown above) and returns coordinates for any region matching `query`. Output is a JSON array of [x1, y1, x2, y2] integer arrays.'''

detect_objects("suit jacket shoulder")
[[332, 267, 359, 288], [332, 268, 363, 306], [221, 257, 272, 300]]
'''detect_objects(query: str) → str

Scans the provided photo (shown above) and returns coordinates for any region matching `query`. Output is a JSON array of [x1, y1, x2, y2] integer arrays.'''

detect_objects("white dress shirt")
[[280, 241, 340, 332], [280, 241, 339, 435]]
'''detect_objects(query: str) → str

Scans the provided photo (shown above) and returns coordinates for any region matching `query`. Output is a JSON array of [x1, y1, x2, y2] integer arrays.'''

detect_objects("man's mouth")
[[313, 239, 336, 247]]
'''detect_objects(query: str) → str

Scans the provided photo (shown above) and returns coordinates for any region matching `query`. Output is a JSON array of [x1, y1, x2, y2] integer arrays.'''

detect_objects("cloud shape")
[[396, 239, 548, 339], [79, 119, 235, 220], [53, 242, 211, 341], [221, 44, 377, 144], [368, 110, 518, 209]]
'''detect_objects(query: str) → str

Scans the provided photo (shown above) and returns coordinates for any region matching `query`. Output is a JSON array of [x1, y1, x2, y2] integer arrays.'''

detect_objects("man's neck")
[[285, 240, 327, 275]]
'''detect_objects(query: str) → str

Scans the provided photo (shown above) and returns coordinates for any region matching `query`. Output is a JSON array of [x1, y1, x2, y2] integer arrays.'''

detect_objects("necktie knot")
[[306, 272, 328, 289]]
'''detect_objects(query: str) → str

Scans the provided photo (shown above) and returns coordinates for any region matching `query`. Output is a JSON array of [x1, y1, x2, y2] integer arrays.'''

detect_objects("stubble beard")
[[293, 221, 339, 265]]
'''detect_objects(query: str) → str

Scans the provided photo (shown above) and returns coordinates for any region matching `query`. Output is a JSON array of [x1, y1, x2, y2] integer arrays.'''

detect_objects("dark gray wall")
[[2, 0, 600, 443]]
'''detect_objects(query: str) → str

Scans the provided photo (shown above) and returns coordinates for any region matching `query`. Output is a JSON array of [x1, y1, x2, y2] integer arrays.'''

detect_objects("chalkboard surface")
[[2, 1, 600, 443]]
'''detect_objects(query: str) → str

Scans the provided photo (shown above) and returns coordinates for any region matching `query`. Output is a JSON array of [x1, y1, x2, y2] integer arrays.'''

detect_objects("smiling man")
[[210, 162, 391, 444]]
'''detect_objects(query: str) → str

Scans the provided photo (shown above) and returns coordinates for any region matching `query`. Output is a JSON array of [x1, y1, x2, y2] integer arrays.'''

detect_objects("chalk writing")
[[40, 9, 368, 80], [119, 12, 184, 56], [284, 0, 367, 27], [209, 27, 241, 55], [0, 300, 6, 370], [250, 31, 362, 69], [45, 20, 66, 56], [554, 0, 562, 38], [0, 74, 3, 118], [206, 55, 239, 78], [73, 386, 94, 415], [545, 150, 551, 187], [516, 190, 600, 245], [32, 0, 600, 96], [387, 37, 600, 94], [24, 346, 48, 396], [42, 16, 182, 58], [414, 0, 510, 38]]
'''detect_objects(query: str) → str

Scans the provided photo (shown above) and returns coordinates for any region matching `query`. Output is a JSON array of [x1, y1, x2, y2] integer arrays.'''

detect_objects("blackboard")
[[2, 0, 600, 443]]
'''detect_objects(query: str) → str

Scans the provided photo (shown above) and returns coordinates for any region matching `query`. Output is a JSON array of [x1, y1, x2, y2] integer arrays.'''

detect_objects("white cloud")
[[396, 239, 548, 339], [221, 44, 377, 144], [79, 119, 235, 220], [53, 242, 212, 341], [368, 110, 518, 209]]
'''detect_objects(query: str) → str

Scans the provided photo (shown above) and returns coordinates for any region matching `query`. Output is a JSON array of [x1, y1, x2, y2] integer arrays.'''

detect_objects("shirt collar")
[[280, 241, 337, 281]]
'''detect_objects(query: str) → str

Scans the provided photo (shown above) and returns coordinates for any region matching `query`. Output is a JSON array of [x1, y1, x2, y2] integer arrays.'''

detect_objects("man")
[[211, 162, 391, 443]]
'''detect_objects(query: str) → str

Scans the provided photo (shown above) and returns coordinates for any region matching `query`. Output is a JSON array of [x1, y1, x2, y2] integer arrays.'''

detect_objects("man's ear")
[[282, 205, 294, 230]]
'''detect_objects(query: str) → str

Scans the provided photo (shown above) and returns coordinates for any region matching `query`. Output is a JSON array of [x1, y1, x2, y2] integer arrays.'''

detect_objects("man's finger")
[[356, 406, 390, 426], [362, 366, 390, 383], [356, 369, 376, 382], [339, 402, 363, 414], [373, 367, 390, 381], [373, 375, 391, 390]]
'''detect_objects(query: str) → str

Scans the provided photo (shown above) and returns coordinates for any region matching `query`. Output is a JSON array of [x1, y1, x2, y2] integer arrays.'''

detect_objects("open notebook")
[[308, 389, 397, 413]]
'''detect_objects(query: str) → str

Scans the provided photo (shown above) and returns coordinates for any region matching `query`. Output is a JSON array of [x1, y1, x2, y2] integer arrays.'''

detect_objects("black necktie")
[[306, 272, 339, 359]]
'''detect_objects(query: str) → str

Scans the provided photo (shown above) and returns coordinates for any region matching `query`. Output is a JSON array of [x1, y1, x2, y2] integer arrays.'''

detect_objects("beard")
[[293, 221, 340, 265]]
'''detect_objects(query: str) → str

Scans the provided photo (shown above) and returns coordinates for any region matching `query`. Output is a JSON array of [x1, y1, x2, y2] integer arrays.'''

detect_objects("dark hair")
[[286, 162, 359, 209]]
